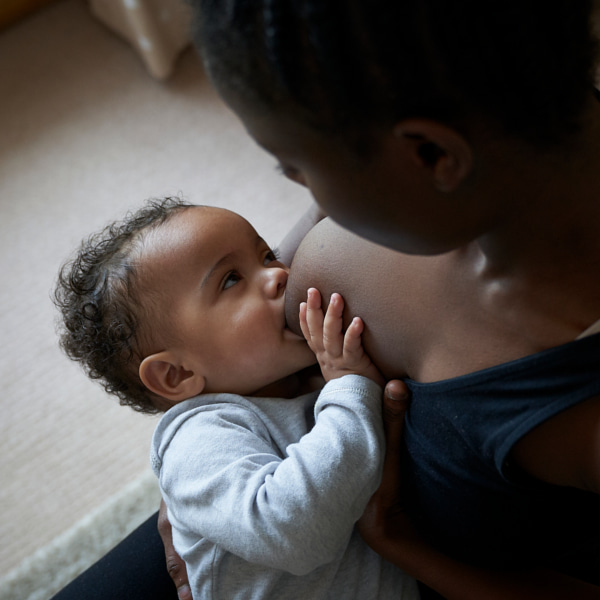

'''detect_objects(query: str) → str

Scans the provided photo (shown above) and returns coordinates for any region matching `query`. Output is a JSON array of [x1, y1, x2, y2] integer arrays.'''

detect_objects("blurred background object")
[[88, 0, 192, 79]]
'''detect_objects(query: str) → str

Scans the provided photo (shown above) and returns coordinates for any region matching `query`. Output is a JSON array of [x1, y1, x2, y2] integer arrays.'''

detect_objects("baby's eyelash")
[[270, 247, 281, 260], [222, 270, 241, 290]]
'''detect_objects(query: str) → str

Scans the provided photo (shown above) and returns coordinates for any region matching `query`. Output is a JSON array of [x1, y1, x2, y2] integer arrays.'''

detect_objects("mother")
[[188, 1, 600, 597]]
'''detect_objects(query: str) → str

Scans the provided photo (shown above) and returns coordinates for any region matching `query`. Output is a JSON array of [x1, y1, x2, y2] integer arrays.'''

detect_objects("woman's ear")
[[393, 119, 473, 192], [139, 351, 206, 403]]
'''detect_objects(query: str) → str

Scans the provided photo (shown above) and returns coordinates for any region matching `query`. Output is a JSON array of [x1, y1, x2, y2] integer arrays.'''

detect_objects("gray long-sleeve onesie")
[[151, 374, 419, 600]]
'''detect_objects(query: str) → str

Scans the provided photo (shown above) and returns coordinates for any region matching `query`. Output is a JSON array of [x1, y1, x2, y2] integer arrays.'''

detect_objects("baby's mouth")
[[282, 299, 304, 340]]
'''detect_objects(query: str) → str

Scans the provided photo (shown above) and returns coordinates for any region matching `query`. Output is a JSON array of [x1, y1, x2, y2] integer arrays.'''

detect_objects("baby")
[[54, 197, 419, 600]]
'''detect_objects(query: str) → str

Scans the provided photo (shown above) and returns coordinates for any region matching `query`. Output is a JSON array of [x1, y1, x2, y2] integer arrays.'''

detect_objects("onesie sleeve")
[[151, 375, 384, 576]]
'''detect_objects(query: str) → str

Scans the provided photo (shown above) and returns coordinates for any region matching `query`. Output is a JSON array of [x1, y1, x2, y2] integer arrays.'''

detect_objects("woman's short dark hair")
[[54, 197, 193, 414], [191, 0, 597, 146]]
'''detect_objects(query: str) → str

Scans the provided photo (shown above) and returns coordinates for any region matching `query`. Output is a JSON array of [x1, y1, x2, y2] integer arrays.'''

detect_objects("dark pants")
[[50, 512, 178, 600]]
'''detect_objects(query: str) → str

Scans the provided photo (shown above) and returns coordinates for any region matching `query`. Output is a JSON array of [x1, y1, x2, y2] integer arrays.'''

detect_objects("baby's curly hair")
[[54, 197, 194, 414]]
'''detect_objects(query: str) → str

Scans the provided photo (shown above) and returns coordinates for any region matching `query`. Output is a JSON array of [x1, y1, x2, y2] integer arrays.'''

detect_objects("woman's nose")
[[264, 267, 288, 299]]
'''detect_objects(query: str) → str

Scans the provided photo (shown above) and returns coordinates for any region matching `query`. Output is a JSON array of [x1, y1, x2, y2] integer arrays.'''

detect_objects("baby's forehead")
[[150, 205, 252, 243], [139, 205, 259, 267]]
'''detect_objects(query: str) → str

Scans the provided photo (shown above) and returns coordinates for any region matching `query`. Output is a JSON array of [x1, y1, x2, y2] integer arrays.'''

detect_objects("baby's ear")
[[139, 351, 205, 403]]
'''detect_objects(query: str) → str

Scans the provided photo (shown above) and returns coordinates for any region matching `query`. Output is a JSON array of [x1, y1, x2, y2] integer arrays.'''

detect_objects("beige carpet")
[[0, 1, 311, 598]]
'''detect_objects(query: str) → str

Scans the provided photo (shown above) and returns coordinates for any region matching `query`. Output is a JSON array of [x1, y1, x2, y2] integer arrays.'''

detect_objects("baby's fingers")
[[343, 316, 365, 359], [300, 288, 325, 346], [299, 301, 310, 342], [322, 293, 344, 356], [306, 288, 324, 336]]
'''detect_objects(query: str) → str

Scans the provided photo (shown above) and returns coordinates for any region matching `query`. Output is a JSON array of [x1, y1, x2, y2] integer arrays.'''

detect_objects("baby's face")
[[140, 206, 316, 396]]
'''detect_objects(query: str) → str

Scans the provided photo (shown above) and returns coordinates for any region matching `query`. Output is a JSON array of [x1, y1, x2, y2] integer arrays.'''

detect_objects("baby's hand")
[[300, 288, 385, 386]]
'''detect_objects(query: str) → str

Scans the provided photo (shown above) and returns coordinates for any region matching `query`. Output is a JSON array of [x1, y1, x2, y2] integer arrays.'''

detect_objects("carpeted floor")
[[0, 1, 311, 598]]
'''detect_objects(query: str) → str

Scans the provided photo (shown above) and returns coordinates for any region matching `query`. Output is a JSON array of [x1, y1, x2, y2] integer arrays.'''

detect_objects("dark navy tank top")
[[402, 332, 600, 583]]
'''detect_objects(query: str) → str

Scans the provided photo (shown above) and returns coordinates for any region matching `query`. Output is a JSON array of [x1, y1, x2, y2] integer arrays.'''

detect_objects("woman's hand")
[[358, 380, 423, 555], [157, 499, 193, 600], [300, 287, 385, 386]]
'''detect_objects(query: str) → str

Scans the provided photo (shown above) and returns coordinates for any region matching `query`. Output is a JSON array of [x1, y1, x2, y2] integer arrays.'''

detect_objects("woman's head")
[[191, 1, 599, 254], [192, 0, 597, 147]]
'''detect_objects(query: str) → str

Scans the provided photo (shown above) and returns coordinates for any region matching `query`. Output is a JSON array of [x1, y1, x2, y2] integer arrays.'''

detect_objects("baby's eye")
[[263, 248, 280, 265], [223, 271, 242, 290]]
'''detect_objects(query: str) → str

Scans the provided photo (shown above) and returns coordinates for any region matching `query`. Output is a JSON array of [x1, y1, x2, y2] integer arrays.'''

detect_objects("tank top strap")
[[576, 317, 600, 339]]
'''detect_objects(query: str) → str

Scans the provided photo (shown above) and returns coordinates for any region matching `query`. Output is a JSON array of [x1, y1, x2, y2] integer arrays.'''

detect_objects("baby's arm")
[[300, 288, 385, 386], [156, 380, 385, 576]]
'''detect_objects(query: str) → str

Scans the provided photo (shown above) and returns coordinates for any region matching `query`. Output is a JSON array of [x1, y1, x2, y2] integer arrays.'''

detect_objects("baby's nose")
[[265, 267, 288, 298]]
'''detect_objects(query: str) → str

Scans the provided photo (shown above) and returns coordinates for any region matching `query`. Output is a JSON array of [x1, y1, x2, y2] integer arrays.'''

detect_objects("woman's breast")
[[285, 218, 438, 379]]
